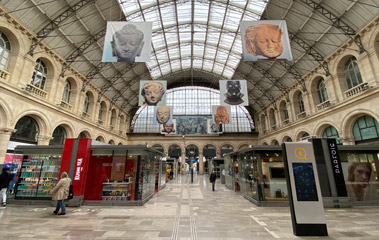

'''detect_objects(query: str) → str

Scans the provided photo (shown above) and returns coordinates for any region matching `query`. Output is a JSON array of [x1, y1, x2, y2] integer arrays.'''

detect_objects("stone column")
[[38, 135, 53, 146], [198, 151, 204, 175], [181, 152, 186, 175], [216, 151, 221, 159], [0, 128, 16, 164]]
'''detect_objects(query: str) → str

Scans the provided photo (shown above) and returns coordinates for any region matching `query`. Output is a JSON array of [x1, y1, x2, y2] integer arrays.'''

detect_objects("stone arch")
[[340, 109, 379, 143], [268, 107, 276, 129], [152, 144, 165, 154], [31, 55, 59, 94], [295, 130, 311, 141], [0, 98, 12, 127], [13, 110, 50, 137], [51, 121, 75, 139], [292, 89, 304, 115], [309, 74, 327, 106], [95, 135, 106, 143], [333, 53, 362, 92], [271, 139, 279, 145], [62, 76, 80, 106], [282, 135, 293, 142], [262, 142, 268, 145], [168, 144, 182, 158], [118, 142, 123, 145], [108, 139, 115, 145], [314, 121, 341, 137], [0, 24, 23, 74], [237, 143, 249, 150], [77, 128, 93, 139]]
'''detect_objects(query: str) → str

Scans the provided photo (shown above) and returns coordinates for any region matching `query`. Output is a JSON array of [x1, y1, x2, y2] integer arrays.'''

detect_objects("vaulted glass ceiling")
[[119, 0, 268, 79]]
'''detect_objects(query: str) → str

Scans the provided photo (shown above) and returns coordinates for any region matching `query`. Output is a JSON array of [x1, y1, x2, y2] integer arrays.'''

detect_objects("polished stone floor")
[[1, 174, 379, 239]]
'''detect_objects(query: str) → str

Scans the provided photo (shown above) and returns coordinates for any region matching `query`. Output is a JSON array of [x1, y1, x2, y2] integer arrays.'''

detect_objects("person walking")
[[0, 168, 13, 207], [209, 169, 217, 191], [51, 172, 71, 215]]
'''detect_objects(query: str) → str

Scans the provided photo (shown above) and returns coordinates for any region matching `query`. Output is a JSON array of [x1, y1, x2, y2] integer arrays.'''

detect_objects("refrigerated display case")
[[13, 146, 63, 199]]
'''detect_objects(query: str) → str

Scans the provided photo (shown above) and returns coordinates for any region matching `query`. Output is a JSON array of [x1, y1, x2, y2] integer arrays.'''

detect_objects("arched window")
[[283, 103, 289, 121], [78, 132, 87, 139], [110, 110, 116, 127], [131, 86, 254, 134], [322, 126, 341, 144], [62, 80, 71, 103], [152, 144, 164, 153], [83, 93, 90, 113], [284, 137, 292, 142], [272, 140, 279, 145], [98, 102, 106, 123], [30, 59, 47, 90], [298, 92, 305, 113], [317, 78, 328, 103], [344, 57, 363, 89], [50, 126, 67, 145], [262, 115, 267, 132], [353, 115, 379, 143], [0, 31, 11, 70], [10, 116, 39, 143], [221, 145, 234, 156]]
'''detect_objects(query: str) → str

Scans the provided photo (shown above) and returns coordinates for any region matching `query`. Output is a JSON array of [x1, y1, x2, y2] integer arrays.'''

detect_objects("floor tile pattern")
[[1, 174, 379, 239]]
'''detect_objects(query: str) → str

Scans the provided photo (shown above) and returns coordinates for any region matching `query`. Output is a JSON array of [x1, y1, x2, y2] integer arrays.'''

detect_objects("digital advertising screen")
[[292, 162, 318, 201]]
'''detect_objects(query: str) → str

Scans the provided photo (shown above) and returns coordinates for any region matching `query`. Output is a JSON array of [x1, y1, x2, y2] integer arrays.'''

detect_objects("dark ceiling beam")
[[298, 0, 365, 53], [28, 0, 94, 56]]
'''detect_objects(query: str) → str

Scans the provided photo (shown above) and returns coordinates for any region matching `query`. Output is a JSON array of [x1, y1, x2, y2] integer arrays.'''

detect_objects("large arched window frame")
[[10, 116, 39, 143], [131, 86, 254, 133], [344, 57, 363, 89], [0, 31, 11, 70], [49, 126, 67, 145], [30, 59, 47, 90], [353, 115, 379, 143], [62, 80, 71, 103], [317, 78, 328, 103], [283, 103, 289, 120]]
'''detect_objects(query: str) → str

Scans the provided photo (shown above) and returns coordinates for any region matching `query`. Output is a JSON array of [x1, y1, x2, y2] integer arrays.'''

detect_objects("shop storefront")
[[224, 143, 379, 207], [10, 139, 166, 206]]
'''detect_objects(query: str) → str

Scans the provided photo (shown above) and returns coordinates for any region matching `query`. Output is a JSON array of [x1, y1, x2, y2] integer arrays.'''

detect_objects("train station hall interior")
[[0, 0, 379, 239]]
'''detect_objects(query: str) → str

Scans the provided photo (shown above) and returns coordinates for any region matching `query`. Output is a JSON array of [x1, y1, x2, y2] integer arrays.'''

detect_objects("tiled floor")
[[1, 174, 379, 239]]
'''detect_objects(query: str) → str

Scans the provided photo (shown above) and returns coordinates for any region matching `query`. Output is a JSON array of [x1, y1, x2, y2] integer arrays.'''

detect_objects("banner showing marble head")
[[219, 80, 248, 106], [241, 20, 292, 61], [139, 80, 167, 106], [212, 105, 231, 124], [154, 106, 173, 125], [161, 119, 176, 135], [102, 22, 152, 62]]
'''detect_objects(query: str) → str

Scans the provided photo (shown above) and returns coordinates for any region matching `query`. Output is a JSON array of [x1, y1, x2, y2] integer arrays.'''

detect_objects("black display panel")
[[270, 167, 285, 178], [292, 163, 318, 201]]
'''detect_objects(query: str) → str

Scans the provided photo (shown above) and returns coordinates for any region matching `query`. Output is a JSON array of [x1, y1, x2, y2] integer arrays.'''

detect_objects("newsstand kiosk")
[[13, 138, 165, 206]]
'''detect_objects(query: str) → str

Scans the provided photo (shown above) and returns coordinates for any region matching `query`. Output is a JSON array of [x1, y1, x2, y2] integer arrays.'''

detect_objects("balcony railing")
[[317, 100, 331, 111], [25, 84, 48, 99], [297, 111, 306, 119], [0, 68, 10, 81], [59, 101, 72, 111], [344, 82, 369, 98]]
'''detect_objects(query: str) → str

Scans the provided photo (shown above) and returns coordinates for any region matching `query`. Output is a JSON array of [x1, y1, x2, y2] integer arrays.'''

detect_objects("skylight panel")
[[171, 61, 181, 71], [151, 68, 161, 79], [181, 45, 191, 56], [166, 32, 178, 45], [193, 45, 204, 57], [203, 59, 213, 71], [161, 5, 176, 25], [194, 32, 206, 42], [161, 63, 171, 75], [193, 59, 203, 68], [152, 34, 165, 48], [213, 62, 223, 75], [223, 68, 234, 79], [194, 3, 209, 24], [182, 59, 190, 69], [168, 47, 180, 58], [209, 5, 225, 27], [205, 47, 216, 59], [177, 2, 191, 23], [179, 31, 191, 42]]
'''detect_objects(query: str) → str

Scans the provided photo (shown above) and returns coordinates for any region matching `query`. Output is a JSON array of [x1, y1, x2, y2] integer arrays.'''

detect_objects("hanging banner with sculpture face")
[[102, 22, 152, 62], [139, 80, 167, 106], [241, 20, 293, 61], [212, 105, 231, 124], [219, 80, 249, 106]]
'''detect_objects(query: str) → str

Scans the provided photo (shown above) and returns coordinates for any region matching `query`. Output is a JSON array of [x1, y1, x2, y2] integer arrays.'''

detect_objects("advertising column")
[[282, 142, 328, 236]]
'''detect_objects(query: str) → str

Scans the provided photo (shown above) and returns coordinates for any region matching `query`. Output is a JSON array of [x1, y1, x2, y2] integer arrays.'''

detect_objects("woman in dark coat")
[[51, 172, 71, 215], [209, 170, 217, 191]]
